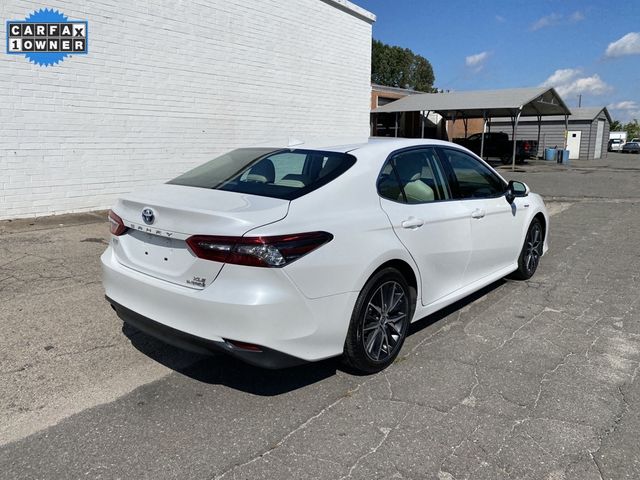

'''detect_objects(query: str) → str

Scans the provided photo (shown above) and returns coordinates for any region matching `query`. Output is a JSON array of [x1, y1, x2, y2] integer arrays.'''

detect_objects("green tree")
[[371, 39, 435, 92], [610, 120, 622, 131], [624, 120, 640, 140]]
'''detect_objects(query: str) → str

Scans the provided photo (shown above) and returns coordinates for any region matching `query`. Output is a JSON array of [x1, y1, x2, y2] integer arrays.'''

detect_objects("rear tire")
[[511, 218, 544, 280], [342, 268, 412, 374]]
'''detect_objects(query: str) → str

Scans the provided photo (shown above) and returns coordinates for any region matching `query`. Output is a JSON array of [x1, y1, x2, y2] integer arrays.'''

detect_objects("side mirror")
[[505, 180, 530, 204]]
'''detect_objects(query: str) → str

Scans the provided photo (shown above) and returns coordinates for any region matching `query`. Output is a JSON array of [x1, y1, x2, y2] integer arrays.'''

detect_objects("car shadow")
[[122, 322, 340, 396], [408, 279, 506, 336], [122, 278, 507, 394]]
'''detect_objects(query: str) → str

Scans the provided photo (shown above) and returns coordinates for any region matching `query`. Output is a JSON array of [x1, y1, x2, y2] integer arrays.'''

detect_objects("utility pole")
[[578, 94, 582, 107]]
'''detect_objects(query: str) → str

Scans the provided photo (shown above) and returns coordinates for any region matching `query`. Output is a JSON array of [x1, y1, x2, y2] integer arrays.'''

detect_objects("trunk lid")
[[111, 184, 289, 289]]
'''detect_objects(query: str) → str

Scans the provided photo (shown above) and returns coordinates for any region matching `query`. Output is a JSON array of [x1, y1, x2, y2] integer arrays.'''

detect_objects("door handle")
[[471, 208, 486, 219], [401, 217, 425, 229]]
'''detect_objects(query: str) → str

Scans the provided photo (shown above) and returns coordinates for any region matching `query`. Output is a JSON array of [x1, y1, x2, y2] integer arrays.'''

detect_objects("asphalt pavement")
[[1, 152, 639, 479]]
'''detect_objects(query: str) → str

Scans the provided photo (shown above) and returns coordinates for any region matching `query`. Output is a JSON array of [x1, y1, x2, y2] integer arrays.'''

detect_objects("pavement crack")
[[589, 451, 605, 480], [438, 424, 481, 478], [212, 383, 364, 480], [339, 410, 411, 480], [532, 352, 576, 411]]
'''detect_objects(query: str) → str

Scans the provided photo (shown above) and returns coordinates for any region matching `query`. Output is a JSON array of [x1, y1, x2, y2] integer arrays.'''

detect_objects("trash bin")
[[560, 149, 570, 165], [544, 148, 556, 161]]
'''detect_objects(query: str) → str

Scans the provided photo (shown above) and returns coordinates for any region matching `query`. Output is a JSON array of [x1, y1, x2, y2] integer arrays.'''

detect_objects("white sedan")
[[102, 139, 549, 373]]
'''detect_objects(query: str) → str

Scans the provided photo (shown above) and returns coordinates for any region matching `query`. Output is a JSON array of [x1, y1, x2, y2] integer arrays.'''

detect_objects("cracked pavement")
[[1, 153, 639, 479]]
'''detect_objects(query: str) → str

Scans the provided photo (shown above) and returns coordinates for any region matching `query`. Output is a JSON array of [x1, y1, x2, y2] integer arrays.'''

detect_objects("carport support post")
[[512, 108, 522, 171], [564, 114, 569, 149], [421, 111, 425, 138], [395, 112, 399, 138], [536, 115, 542, 159], [480, 110, 487, 159]]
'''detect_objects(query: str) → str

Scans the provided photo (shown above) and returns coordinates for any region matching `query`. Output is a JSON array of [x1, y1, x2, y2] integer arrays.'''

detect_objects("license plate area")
[[114, 230, 223, 290], [119, 230, 195, 280]]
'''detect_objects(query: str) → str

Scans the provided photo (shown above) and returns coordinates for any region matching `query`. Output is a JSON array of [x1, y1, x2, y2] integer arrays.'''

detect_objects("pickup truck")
[[453, 132, 538, 164]]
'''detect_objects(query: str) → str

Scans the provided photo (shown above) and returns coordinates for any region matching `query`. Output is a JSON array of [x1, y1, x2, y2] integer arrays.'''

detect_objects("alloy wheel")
[[524, 222, 542, 275], [361, 281, 409, 362]]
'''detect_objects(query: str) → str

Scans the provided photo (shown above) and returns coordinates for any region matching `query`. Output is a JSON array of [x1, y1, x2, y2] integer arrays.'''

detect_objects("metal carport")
[[372, 87, 572, 169]]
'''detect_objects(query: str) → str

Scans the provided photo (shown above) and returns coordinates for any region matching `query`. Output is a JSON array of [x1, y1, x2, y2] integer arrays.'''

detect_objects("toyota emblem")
[[142, 208, 155, 225]]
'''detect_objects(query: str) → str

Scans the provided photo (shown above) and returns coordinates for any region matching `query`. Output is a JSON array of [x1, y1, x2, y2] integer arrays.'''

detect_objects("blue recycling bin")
[[544, 148, 556, 161], [560, 149, 570, 164]]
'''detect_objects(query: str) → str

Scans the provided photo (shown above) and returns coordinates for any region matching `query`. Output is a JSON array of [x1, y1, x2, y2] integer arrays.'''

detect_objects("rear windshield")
[[168, 148, 356, 200]]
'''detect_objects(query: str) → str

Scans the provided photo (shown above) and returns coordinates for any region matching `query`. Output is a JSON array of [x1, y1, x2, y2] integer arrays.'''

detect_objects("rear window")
[[168, 148, 356, 200]]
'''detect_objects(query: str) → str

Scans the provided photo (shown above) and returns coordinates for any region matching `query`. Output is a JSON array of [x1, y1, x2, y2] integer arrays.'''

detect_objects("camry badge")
[[142, 208, 155, 225]]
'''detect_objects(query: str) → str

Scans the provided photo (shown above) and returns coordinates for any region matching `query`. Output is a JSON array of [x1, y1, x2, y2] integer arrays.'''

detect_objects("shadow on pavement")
[[122, 278, 507, 394], [123, 322, 339, 395], [409, 278, 507, 336]]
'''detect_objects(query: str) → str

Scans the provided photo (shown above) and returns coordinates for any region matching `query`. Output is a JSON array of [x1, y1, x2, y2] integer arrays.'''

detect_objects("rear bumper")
[[101, 246, 357, 364], [107, 296, 304, 369]]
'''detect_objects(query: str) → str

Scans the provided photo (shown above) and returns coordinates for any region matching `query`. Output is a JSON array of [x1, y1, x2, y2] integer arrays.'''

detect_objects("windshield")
[[168, 148, 356, 200]]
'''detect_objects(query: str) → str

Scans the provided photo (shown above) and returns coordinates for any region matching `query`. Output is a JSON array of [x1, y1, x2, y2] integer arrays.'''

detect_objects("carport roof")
[[489, 107, 612, 123], [372, 86, 572, 118]]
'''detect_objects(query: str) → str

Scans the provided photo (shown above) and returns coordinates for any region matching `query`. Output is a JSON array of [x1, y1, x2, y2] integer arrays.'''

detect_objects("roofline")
[[529, 87, 572, 118], [372, 83, 426, 95], [320, 0, 376, 23], [489, 106, 612, 123], [372, 86, 572, 117], [599, 107, 613, 123]]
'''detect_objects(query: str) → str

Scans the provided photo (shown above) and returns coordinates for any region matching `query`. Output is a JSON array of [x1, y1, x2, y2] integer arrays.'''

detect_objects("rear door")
[[378, 147, 472, 306], [436, 147, 524, 283]]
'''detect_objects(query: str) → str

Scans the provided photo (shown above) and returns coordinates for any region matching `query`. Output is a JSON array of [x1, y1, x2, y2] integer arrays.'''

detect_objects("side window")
[[271, 152, 306, 182], [438, 148, 505, 199], [377, 148, 450, 204]]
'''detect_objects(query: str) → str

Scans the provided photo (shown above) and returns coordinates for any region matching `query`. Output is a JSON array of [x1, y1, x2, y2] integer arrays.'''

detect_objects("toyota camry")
[[102, 138, 549, 373]]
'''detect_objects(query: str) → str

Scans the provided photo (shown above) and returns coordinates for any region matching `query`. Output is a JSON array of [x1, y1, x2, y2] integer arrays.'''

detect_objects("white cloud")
[[531, 13, 562, 31], [609, 101, 639, 110], [605, 32, 640, 58], [465, 51, 490, 72], [569, 11, 585, 22], [542, 68, 582, 86], [541, 68, 612, 98], [530, 11, 584, 31], [495, 15, 506, 23]]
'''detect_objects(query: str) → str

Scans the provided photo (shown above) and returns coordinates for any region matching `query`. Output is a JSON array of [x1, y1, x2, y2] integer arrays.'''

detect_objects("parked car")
[[622, 142, 640, 154], [102, 139, 549, 373], [453, 132, 538, 164], [608, 138, 625, 152]]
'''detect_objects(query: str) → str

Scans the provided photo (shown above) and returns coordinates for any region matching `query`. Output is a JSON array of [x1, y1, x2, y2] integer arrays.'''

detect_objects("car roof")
[[286, 137, 464, 155]]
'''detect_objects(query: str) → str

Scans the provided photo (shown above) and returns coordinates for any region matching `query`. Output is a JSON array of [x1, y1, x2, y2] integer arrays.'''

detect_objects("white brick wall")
[[0, 0, 374, 219]]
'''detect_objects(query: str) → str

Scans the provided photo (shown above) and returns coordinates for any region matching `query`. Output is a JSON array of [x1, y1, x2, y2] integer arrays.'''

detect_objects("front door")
[[567, 131, 582, 159], [377, 147, 472, 306], [436, 147, 524, 284]]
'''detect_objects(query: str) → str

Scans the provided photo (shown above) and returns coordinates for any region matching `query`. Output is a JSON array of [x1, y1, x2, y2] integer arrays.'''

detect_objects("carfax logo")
[[6, 8, 88, 66]]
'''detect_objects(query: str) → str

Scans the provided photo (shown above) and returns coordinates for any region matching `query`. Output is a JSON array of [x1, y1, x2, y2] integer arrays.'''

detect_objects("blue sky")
[[355, 0, 640, 123]]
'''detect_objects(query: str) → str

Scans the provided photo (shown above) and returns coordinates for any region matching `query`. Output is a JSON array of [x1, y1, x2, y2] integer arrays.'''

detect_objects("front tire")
[[511, 218, 543, 280], [342, 268, 412, 374]]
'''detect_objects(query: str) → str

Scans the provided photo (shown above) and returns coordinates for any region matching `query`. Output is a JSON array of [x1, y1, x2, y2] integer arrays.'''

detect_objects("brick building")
[[0, 1, 375, 219]]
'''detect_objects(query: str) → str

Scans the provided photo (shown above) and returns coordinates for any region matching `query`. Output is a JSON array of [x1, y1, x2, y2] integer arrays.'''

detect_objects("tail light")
[[108, 210, 128, 236], [186, 231, 333, 267], [523, 141, 530, 152]]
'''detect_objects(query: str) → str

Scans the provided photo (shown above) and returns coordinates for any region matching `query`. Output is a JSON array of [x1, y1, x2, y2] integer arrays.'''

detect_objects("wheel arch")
[[364, 258, 419, 319], [533, 211, 547, 242]]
